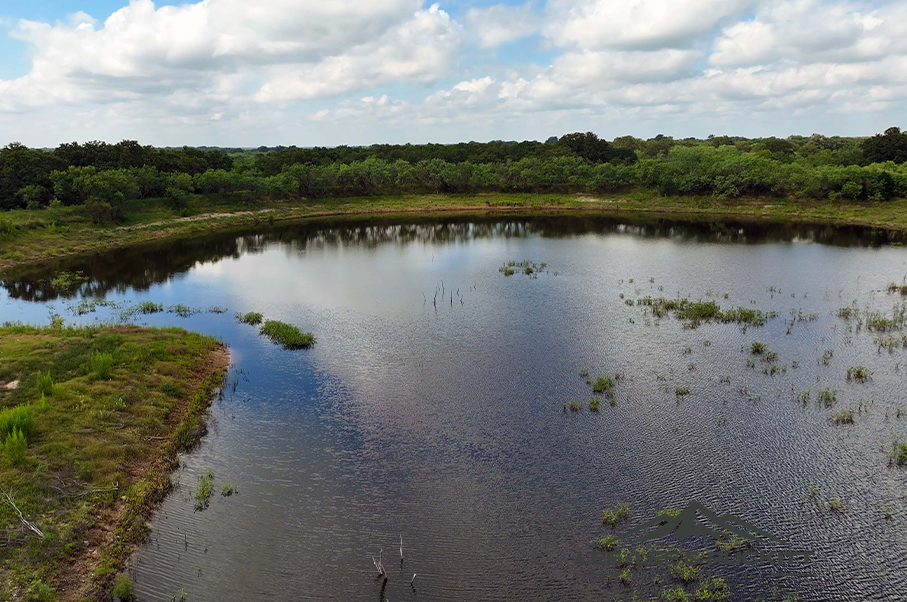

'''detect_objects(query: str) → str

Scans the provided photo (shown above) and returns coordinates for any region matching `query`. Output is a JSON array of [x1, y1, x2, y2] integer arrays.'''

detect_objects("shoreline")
[[0, 325, 230, 602], [2, 193, 907, 272]]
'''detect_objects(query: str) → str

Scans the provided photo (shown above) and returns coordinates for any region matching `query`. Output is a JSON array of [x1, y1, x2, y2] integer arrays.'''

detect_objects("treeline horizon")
[[2, 128, 907, 219]]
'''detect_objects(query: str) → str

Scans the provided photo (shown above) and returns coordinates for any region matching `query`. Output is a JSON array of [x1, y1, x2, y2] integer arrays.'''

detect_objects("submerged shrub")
[[259, 320, 316, 349]]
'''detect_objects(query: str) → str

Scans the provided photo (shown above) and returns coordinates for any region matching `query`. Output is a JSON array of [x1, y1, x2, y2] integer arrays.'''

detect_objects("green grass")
[[695, 577, 731, 601], [831, 410, 856, 425], [195, 468, 215, 510], [259, 320, 316, 349], [0, 324, 225, 600], [221, 482, 237, 497], [890, 441, 907, 466], [564, 401, 583, 412], [636, 297, 776, 328], [601, 503, 630, 526], [670, 560, 700, 583], [589, 397, 600, 412], [817, 389, 837, 407], [846, 366, 873, 383], [235, 311, 264, 325], [6, 193, 907, 272], [675, 386, 691, 397], [750, 342, 766, 354], [592, 376, 615, 394], [595, 535, 620, 551], [89, 351, 115, 380]]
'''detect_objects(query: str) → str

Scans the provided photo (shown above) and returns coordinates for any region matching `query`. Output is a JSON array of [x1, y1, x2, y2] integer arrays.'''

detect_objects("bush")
[[1, 428, 28, 464], [84, 198, 117, 224], [0, 404, 34, 440], [90, 351, 115, 380], [111, 575, 136, 601], [36, 371, 62, 396]]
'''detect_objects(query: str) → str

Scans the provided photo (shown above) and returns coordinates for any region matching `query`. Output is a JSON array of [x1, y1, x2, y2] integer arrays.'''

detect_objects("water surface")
[[3, 216, 907, 601]]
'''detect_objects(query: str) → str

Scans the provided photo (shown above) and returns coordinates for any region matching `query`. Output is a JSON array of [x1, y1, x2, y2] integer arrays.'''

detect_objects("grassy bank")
[[2, 192, 907, 271], [0, 324, 228, 601]]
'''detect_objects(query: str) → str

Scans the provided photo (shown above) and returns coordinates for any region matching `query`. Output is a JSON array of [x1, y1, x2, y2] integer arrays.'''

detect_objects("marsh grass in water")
[[595, 535, 620, 551], [195, 468, 215, 510], [259, 320, 316, 349], [50, 270, 89, 291], [817, 389, 837, 407], [235, 311, 264, 325], [891, 441, 907, 466], [846, 366, 873, 383], [636, 297, 777, 328], [832, 410, 856, 425], [601, 503, 630, 526], [564, 401, 583, 412]]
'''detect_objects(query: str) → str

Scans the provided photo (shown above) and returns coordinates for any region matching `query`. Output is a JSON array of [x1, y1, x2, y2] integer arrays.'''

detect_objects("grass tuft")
[[259, 320, 316, 349]]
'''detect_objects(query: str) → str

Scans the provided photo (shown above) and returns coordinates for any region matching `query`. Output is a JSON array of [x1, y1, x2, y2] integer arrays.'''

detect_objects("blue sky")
[[1, 0, 905, 146]]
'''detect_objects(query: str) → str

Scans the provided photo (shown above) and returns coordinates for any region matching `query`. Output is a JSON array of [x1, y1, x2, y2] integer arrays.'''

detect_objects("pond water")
[[3, 216, 907, 602]]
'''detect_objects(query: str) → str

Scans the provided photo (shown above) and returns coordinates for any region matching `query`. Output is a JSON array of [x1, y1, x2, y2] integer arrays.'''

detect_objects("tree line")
[[2, 129, 907, 219]]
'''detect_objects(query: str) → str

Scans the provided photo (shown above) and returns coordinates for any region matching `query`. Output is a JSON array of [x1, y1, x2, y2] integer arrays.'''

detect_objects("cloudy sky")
[[1, 0, 906, 147]]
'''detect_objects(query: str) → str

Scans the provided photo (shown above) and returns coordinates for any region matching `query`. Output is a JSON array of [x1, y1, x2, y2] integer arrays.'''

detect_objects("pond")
[[2, 216, 907, 602]]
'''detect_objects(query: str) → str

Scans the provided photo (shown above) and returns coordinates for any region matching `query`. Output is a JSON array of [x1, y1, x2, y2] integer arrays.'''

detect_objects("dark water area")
[[2, 215, 907, 601]]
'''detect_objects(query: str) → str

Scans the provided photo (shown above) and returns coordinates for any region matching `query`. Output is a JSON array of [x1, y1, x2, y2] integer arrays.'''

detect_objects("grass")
[[890, 441, 907, 466], [636, 297, 777, 328], [589, 397, 601, 412], [89, 351, 114, 380], [195, 468, 215, 510], [670, 560, 700, 583], [592, 376, 616, 394], [601, 503, 630, 526], [695, 577, 730, 601], [0, 324, 227, 601], [846, 366, 873, 383], [831, 410, 856, 425], [828, 497, 847, 513], [6, 192, 907, 272], [221, 482, 237, 497], [817, 389, 837, 407], [564, 401, 583, 412], [675, 386, 691, 398], [663, 587, 692, 602], [595, 535, 620, 551], [136, 301, 164, 314], [259, 320, 316, 349], [750, 342, 766, 354], [235, 311, 264, 325]]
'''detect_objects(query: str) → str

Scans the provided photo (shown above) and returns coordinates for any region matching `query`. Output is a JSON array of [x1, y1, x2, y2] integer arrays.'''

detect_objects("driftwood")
[[3, 490, 44, 539]]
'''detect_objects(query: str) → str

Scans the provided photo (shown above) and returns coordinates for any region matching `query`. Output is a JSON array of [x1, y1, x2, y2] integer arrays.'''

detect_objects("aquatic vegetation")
[[236, 311, 264, 325], [715, 532, 752, 552], [837, 307, 857, 319], [828, 497, 846, 513], [589, 398, 600, 412], [762, 351, 779, 363], [846, 366, 873, 383], [564, 401, 583, 412], [831, 411, 855, 425], [662, 587, 692, 602], [259, 320, 316, 349], [675, 386, 691, 398], [618, 568, 631, 586], [499, 260, 550, 278], [601, 503, 630, 526], [670, 560, 700, 583], [657, 508, 680, 524], [750, 342, 766, 354], [592, 376, 615, 395], [695, 577, 730, 601], [635, 297, 776, 328], [578, 368, 590, 378], [595, 535, 620, 551], [221, 482, 237, 497], [89, 351, 114, 380], [890, 441, 907, 466], [195, 468, 215, 510], [50, 270, 89, 290], [817, 389, 837, 407], [207, 306, 228, 314], [821, 349, 834, 365], [168, 304, 200, 318], [137, 301, 164, 314], [887, 283, 907, 296]]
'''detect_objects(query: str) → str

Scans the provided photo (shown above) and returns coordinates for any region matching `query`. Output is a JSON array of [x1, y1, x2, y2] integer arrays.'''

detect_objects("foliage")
[[259, 320, 316, 349], [89, 351, 115, 380], [1, 428, 28, 464], [236, 311, 264, 325], [0, 404, 35, 440], [111, 575, 136, 601]]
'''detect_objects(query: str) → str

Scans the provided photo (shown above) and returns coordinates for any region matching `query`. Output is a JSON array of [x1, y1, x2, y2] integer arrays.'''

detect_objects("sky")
[[1, 0, 906, 147]]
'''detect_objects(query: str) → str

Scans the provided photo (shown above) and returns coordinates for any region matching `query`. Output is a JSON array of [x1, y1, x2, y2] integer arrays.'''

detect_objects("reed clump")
[[259, 320, 316, 349]]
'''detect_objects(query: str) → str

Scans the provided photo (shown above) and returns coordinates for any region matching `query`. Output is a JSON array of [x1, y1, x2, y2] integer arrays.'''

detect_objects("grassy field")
[[2, 192, 907, 271], [0, 324, 228, 601]]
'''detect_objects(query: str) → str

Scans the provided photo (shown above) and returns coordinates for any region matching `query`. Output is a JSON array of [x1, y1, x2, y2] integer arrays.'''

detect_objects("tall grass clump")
[[846, 366, 873, 383], [891, 441, 907, 466], [259, 320, 316, 349], [235, 311, 263, 325], [1, 428, 27, 464], [35, 370, 64, 396], [136, 301, 164, 314], [592, 376, 615, 395], [90, 351, 115, 380], [601, 503, 630, 526], [0, 404, 34, 441]]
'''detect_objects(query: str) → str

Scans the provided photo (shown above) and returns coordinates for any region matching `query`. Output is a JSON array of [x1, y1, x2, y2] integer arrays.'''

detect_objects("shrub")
[[0, 404, 34, 440], [90, 351, 114, 380], [84, 198, 117, 224], [35, 371, 63, 396], [259, 320, 316, 349], [111, 575, 136, 601], [1, 428, 28, 464]]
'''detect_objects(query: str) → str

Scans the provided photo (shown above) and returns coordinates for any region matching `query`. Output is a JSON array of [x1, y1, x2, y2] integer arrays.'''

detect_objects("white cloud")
[[465, 3, 539, 48], [542, 0, 756, 51]]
